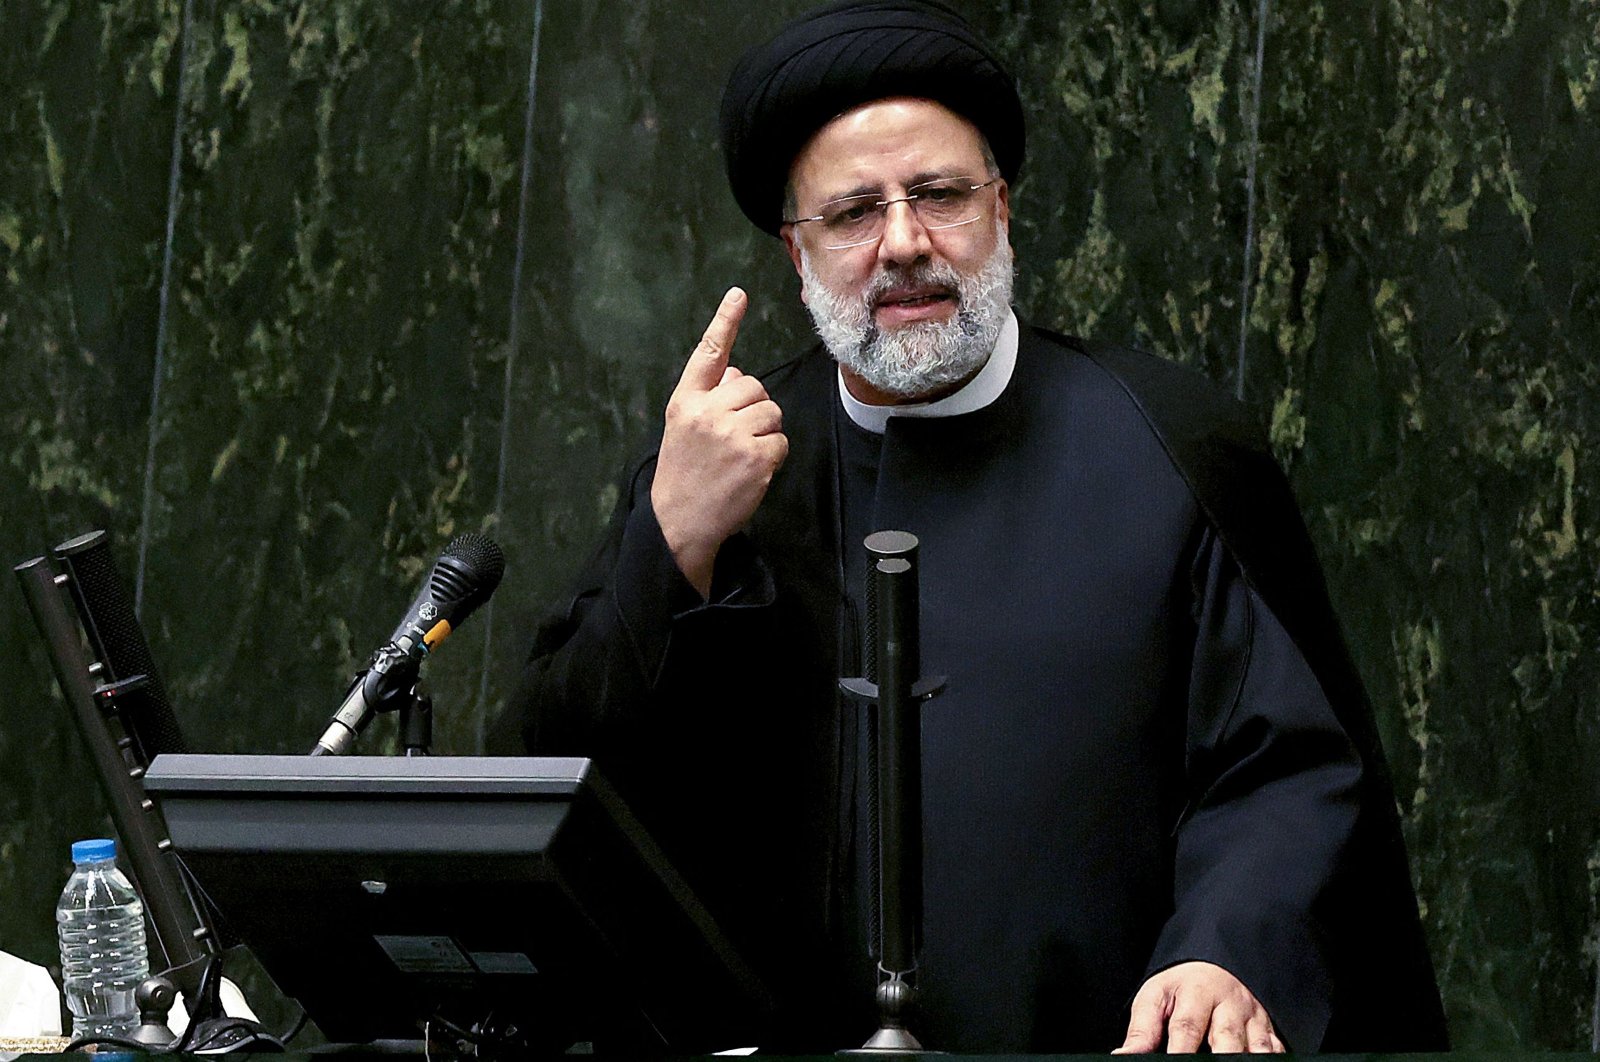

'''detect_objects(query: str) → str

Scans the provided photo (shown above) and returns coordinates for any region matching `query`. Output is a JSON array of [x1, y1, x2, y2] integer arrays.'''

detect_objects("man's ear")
[[996, 179, 1011, 235], [780, 224, 808, 304]]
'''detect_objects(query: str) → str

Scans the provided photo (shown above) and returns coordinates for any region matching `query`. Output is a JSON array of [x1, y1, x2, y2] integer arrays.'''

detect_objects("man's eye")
[[920, 187, 960, 202], [827, 203, 874, 225]]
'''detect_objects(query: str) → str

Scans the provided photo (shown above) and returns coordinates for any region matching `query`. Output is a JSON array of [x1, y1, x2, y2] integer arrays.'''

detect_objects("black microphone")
[[312, 533, 505, 755]]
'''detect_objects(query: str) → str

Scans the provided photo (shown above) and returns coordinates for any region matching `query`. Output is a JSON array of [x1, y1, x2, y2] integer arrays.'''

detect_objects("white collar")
[[838, 310, 1019, 434]]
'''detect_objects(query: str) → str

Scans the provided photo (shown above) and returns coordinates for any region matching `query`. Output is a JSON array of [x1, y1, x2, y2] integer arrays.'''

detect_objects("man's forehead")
[[789, 97, 987, 199]]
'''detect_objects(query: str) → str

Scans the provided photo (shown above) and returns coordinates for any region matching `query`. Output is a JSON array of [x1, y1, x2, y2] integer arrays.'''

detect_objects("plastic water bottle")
[[56, 838, 149, 1041]]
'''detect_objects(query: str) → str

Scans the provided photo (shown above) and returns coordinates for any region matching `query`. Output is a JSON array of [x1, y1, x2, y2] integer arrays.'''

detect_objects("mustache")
[[863, 261, 965, 308]]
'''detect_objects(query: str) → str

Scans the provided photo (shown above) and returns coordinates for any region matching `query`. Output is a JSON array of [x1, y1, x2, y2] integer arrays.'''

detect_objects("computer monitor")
[[143, 754, 771, 1051]]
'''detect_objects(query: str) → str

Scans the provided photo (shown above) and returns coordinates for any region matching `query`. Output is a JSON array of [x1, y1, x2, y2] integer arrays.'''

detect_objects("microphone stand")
[[310, 640, 421, 756], [400, 681, 433, 756], [839, 531, 945, 1053], [315, 668, 434, 757]]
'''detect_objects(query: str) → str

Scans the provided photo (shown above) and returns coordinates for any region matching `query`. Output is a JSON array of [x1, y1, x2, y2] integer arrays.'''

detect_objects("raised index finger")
[[679, 287, 748, 393]]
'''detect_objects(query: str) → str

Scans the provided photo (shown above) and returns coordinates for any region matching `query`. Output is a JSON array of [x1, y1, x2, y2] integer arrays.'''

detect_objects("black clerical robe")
[[501, 324, 1447, 1052]]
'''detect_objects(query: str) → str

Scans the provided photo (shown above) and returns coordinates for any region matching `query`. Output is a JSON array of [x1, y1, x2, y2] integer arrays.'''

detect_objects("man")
[[502, 0, 1447, 1052]]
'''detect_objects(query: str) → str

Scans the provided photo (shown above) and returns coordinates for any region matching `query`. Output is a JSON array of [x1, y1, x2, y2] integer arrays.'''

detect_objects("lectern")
[[144, 754, 771, 1052]]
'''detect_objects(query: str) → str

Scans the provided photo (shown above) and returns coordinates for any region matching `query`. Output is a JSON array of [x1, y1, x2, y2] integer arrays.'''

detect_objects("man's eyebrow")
[[820, 182, 881, 203], [905, 169, 952, 188], [819, 170, 965, 204]]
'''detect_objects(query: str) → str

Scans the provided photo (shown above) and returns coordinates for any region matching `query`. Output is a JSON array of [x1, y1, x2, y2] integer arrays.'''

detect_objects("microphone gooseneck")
[[311, 534, 505, 755]]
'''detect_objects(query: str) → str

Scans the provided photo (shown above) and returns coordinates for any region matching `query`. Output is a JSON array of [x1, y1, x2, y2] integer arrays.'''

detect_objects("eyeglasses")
[[788, 176, 1000, 250]]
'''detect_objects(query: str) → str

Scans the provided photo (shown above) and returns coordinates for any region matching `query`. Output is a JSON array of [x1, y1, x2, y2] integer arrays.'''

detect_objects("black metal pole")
[[871, 537, 921, 978], [402, 682, 434, 757], [838, 529, 945, 1054]]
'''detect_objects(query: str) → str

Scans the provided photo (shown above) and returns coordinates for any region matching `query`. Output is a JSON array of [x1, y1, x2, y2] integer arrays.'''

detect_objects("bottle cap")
[[70, 838, 117, 864]]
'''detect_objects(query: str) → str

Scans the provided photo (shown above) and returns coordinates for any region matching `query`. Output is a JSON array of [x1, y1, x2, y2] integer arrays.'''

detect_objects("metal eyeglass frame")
[[787, 176, 1001, 250]]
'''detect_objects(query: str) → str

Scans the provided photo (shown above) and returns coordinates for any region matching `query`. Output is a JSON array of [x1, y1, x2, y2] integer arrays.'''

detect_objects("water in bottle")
[[56, 838, 150, 1041]]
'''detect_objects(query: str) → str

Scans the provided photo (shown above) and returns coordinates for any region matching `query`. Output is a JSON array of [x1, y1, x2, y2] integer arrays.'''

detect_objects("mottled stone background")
[[1, 0, 1595, 1048]]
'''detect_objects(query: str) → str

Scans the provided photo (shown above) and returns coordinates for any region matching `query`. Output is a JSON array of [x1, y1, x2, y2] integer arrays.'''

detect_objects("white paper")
[[0, 950, 62, 1038]]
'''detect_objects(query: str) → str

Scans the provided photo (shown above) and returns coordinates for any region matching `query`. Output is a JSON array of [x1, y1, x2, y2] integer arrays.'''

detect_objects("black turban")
[[720, 0, 1025, 237]]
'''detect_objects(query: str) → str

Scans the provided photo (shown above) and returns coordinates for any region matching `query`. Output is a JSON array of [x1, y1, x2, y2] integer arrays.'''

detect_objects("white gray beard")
[[800, 222, 1014, 400]]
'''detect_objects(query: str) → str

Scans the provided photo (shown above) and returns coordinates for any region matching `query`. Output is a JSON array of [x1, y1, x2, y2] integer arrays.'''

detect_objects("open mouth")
[[874, 286, 957, 313]]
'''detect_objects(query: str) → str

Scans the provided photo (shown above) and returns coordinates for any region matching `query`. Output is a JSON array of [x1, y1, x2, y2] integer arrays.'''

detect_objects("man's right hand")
[[651, 287, 788, 598]]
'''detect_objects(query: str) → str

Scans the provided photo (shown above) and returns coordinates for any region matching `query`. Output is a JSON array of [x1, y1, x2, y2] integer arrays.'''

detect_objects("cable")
[[66, 1017, 286, 1055], [424, 1009, 536, 1054], [65, 1033, 157, 1053], [65, 953, 287, 1056], [278, 1006, 310, 1046], [424, 1012, 492, 1046], [173, 952, 224, 1052], [187, 1017, 286, 1053], [65, 953, 224, 1053]]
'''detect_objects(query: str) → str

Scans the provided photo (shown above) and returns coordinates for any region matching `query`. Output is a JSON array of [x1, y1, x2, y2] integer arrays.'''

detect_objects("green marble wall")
[[1, 0, 1594, 1047]]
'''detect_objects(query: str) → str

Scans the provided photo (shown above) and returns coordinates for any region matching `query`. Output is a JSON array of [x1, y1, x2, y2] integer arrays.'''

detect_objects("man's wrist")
[[653, 509, 720, 599], [667, 541, 716, 600]]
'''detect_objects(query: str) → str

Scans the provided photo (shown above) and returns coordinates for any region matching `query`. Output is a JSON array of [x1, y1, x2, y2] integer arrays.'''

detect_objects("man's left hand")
[[1112, 961, 1285, 1054]]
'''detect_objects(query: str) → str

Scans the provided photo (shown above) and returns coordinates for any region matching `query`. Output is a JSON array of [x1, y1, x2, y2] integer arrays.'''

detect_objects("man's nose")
[[876, 199, 934, 267]]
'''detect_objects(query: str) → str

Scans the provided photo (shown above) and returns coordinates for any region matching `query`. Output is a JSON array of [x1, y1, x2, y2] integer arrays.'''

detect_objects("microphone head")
[[339, 533, 507, 744], [390, 533, 506, 650], [425, 533, 505, 626]]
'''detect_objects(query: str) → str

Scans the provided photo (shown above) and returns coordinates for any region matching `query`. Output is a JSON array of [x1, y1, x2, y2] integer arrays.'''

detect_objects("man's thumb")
[[1112, 983, 1170, 1055], [1111, 1023, 1163, 1055]]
